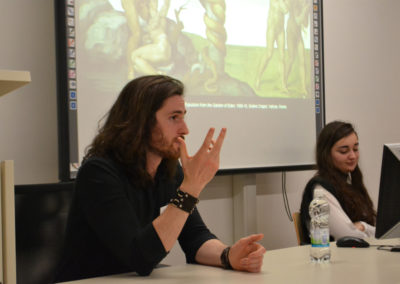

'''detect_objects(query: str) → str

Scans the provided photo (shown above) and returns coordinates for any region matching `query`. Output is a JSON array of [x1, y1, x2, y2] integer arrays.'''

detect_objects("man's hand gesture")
[[178, 128, 226, 197], [229, 234, 266, 273]]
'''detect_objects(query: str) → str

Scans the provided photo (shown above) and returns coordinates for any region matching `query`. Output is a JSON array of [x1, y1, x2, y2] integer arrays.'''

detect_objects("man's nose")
[[181, 121, 189, 135]]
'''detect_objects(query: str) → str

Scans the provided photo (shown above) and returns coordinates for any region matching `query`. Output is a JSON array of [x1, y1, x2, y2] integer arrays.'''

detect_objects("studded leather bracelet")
[[169, 188, 199, 214]]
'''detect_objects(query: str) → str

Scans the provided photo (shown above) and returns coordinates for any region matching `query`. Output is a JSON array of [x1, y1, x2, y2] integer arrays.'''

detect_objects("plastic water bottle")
[[309, 188, 331, 262]]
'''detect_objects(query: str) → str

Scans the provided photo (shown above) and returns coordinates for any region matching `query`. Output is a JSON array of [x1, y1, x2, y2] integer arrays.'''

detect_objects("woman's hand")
[[353, 221, 365, 232]]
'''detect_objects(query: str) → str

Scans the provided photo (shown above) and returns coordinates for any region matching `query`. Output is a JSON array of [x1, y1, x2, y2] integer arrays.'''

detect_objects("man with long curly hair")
[[55, 75, 266, 282]]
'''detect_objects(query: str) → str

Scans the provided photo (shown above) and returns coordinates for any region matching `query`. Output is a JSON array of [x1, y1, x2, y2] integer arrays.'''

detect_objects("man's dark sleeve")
[[76, 158, 167, 276], [177, 206, 218, 263]]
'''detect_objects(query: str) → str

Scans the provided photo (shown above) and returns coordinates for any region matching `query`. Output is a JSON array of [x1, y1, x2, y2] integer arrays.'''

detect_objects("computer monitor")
[[375, 143, 400, 239]]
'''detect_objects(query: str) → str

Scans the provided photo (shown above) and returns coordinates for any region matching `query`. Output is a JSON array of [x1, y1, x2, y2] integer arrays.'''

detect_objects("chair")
[[292, 212, 306, 246], [15, 182, 74, 284], [1, 160, 17, 283]]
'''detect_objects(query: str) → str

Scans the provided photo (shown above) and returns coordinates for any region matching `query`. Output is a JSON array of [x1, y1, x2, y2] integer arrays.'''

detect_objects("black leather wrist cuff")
[[220, 246, 232, 269], [169, 189, 199, 214]]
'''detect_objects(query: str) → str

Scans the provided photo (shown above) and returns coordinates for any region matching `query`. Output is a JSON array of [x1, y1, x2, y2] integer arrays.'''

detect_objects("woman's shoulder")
[[306, 176, 336, 194], [301, 176, 337, 214], [306, 175, 330, 186]]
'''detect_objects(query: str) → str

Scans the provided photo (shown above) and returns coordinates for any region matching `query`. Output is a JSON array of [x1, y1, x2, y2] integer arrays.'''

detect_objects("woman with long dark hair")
[[300, 121, 376, 243]]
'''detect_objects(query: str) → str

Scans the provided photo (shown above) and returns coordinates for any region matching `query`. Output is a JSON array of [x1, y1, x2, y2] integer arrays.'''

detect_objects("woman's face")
[[330, 132, 359, 174]]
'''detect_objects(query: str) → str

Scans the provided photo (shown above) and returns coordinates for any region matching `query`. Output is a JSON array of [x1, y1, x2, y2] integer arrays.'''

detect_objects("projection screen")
[[55, 0, 325, 180]]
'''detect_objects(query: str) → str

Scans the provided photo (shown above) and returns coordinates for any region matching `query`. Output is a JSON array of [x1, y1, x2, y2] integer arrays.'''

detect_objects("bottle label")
[[311, 243, 330, 248], [310, 228, 330, 247]]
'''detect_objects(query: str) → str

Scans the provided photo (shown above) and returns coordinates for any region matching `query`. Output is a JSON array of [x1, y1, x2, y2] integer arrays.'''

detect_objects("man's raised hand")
[[178, 128, 227, 197]]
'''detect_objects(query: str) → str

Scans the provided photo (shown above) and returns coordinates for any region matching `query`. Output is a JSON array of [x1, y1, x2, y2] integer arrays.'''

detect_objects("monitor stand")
[[380, 222, 400, 239]]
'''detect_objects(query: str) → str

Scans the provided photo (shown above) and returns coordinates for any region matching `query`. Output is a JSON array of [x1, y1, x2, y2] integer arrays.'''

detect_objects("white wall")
[[1, 0, 400, 264], [0, 0, 59, 184]]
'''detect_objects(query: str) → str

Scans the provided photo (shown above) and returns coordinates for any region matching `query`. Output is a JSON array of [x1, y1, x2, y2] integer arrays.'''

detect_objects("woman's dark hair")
[[84, 75, 184, 186], [316, 120, 376, 225]]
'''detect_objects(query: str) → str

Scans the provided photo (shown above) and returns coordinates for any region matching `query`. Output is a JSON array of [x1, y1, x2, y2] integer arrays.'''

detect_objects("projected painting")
[[75, 0, 313, 99], [58, 0, 324, 179]]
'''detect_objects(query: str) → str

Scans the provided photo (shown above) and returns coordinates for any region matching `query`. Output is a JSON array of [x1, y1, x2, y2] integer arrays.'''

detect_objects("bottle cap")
[[313, 188, 325, 198]]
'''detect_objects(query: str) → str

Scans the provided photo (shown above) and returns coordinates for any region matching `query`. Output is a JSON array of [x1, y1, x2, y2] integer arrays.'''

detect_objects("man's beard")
[[149, 127, 180, 160]]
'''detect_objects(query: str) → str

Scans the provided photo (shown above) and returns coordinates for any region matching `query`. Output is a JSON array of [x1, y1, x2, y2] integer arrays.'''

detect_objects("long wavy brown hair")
[[84, 75, 184, 187], [316, 121, 376, 225]]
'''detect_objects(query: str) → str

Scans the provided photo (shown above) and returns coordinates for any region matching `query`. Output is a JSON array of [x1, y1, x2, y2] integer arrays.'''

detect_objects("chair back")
[[292, 212, 306, 245], [15, 182, 74, 284]]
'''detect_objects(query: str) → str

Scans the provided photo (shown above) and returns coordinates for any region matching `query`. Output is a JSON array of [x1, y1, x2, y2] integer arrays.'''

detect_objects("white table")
[[61, 238, 400, 284]]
